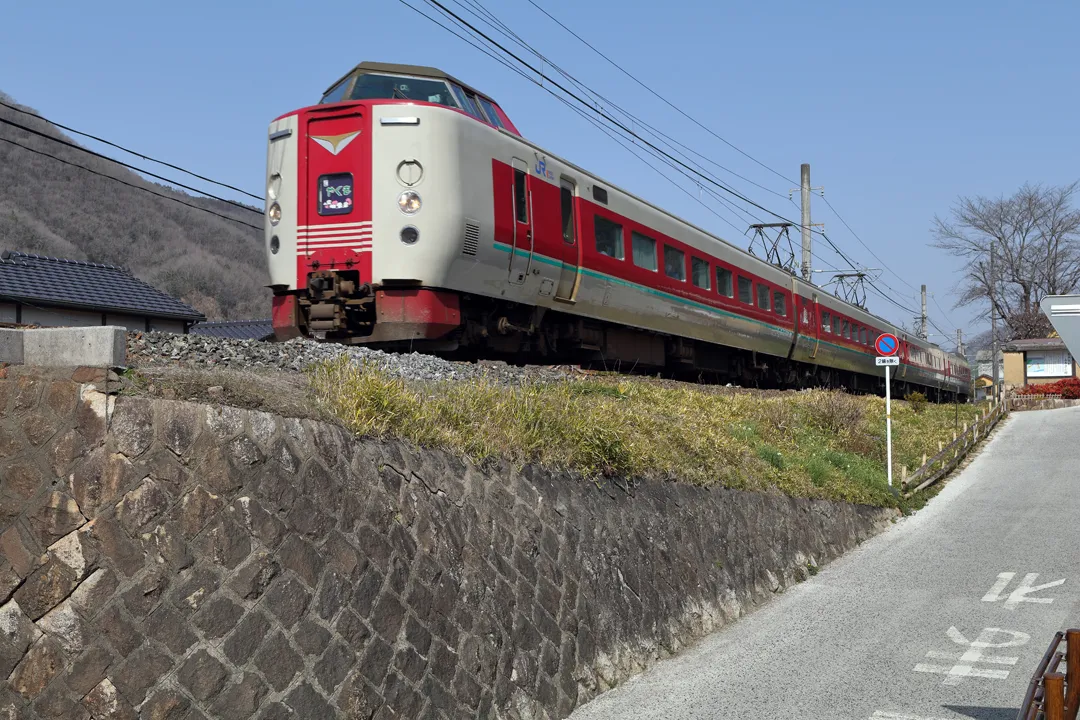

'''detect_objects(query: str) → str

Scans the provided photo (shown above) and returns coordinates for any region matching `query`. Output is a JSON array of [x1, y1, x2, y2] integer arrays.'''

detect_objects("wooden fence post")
[[1065, 629, 1080, 717], [1046, 673, 1066, 720], [901, 466, 907, 486]]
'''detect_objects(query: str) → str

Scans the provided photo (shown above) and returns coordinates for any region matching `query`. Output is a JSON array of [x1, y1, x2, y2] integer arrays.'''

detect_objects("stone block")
[[36, 599, 84, 657], [140, 523, 193, 571], [292, 618, 331, 657], [93, 604, 144, 658], [336, 671, 386, 720], [0, 562, 18, 606], [176, 649, 229, 703], [109, 401, 154, 458], [111, 643, 173, 706], [157, 401, 201, 457], [139, 687, 190, 720], [27, 491, 85, 548], [192, 595, 244, 640], [83, 516, 144, 579], [147, 604, 196, 655], [228, 551, 278, 600], [254, 632, 301, 692], [121, 566, 170, 619], [66, 645, 114, 696], [47, 429, 87, 481], [168, 567, 220, 616], [262, 575, 311, 629], [43, 381, 78, 420], [223, 609, 271, 666], [22, 327, 126, 368], [69, 568, 119, 619], [0, 523, 43, 578], [335, 609, 372, 648], [23, 413, 60, 449], [277, 534, 323, 589], [7, 635, 63, 699], [0, 600, 41, 678], [174, 486, 225, 539], [229, 496, 286, 549], [194, 518, 250, 570], [82, 678, 136, 720], [13, 560, 78, 621], [209, 672, 269, 720], [116, 479, 173, 536], [370, 593, 406, 643], [31, 678, 90, 720], [314, 640, 356, 695], [0, 330, 23, 365]]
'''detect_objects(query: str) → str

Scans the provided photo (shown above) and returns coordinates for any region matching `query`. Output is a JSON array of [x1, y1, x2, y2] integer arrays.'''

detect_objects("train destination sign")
[[875, 333, 900, 357]]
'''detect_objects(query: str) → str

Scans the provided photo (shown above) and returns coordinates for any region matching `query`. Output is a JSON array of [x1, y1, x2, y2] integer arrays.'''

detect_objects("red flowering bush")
[[1015, 377, 1080, 399]]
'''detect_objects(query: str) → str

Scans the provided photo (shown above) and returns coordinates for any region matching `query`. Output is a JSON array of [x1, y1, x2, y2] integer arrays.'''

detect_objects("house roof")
[[190, 319, 273, 341], [1004, 337, 1069, 353], [0, 251, 204, 321]]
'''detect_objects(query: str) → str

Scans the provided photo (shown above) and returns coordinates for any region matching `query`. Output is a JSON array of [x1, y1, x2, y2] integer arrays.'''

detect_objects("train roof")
[[323, 61, 496, 103]]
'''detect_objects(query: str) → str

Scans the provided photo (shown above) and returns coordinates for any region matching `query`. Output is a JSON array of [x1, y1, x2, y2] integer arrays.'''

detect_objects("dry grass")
[[308, 357, 990, 509]]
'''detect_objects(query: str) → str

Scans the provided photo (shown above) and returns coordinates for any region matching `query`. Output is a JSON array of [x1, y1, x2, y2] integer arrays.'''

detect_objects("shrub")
[[904, 391, 928, 414], [1016, 377, 1080, 399]]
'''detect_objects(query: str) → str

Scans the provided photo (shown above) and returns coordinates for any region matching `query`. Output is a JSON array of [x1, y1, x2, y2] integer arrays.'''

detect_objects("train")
[[264, 61, 971, 401]]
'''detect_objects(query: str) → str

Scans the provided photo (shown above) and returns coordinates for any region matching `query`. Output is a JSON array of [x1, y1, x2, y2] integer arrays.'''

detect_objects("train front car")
[[265, 62, 513, 345]]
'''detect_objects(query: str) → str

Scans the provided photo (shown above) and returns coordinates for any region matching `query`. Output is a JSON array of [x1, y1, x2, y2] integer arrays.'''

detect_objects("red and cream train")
[[265, 62, 970, 400]]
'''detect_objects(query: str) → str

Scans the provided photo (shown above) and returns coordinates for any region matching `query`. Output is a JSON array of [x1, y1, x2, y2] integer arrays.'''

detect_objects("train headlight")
[[397, 190, 422, 215], [268, 202, 282, 226], [400, 226, 419, 245]]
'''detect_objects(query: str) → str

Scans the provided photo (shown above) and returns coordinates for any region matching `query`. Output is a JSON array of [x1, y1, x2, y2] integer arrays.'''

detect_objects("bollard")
[[1046, 672, 1066, 720], [922, 452, 927, 467], [1066, 629, 1080, 718], [901, 466, 907, 486]]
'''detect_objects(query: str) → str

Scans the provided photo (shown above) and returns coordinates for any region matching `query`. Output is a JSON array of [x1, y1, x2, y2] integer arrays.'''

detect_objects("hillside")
[[0, 93, 269, 320]]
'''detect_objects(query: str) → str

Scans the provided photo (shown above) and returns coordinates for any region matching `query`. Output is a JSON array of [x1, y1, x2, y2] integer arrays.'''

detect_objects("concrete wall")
[[1003, 352, 1025, 389], [0, 368, 894, 719]]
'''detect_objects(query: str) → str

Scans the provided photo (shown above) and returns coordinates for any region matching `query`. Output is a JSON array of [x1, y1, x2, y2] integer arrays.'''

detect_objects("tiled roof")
[[1004, 337, 1068, 352], [189, 319, 273, 341], [0, 251, 204, 321]]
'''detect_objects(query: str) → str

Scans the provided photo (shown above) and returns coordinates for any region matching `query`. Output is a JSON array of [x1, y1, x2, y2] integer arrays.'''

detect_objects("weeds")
[[308, 357, 989, 509]]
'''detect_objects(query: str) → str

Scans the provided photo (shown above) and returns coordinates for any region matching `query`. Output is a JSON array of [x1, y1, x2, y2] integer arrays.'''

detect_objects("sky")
[[3, 0, 1079, 349]]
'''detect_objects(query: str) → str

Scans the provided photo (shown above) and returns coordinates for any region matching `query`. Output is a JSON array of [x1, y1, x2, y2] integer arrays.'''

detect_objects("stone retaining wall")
[[0, 367, 894, 719]]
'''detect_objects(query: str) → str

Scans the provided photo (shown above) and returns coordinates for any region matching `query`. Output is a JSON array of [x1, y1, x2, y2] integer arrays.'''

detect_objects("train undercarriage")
[[273, 280, 965, 403]]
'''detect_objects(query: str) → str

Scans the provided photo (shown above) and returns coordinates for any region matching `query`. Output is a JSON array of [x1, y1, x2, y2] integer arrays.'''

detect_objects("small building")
[[0, 251, 204, 333], [1002, 337, 1079, 389], [189, 319, 274, 341]]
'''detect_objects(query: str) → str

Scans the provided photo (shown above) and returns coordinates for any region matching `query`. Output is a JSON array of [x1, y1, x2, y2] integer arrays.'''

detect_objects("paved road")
[[571, 407, 1080, 720]]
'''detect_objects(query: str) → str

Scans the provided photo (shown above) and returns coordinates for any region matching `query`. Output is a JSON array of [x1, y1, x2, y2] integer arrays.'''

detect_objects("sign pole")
[[885, 364, 893, 487]]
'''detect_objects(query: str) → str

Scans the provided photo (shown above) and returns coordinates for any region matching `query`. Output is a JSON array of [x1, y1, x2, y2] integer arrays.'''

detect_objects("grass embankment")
[[309, 357, 989, 509]]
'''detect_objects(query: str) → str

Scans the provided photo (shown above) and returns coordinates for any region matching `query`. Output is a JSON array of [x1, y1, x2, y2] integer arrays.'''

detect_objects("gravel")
[[126, 332, 578, 385]]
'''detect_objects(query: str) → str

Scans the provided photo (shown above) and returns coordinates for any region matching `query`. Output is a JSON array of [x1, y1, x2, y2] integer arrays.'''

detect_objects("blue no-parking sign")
[[875, 333, 899, 357]]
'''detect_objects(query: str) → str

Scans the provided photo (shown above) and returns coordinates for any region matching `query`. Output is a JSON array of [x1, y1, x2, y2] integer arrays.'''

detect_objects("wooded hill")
[[0, 93, 268, 320]]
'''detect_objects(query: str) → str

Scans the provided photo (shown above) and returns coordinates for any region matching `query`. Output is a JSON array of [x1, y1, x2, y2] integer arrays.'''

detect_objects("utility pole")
[[800, 163, 812, 281], [957, 328, 964, 356], [918, 285, 928, 339], [990, 237, 999, 401]]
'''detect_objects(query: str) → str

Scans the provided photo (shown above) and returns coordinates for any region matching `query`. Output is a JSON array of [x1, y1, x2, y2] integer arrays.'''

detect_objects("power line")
[[0, 99, 264, 203], [818, 193, 918, 293], [0, 135, 263, 232], [411, 0, 815, 231], [523, 0, 798, 189], [0, 116, 262, 217]]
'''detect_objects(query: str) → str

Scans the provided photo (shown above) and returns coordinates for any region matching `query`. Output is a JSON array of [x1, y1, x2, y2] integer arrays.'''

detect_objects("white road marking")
[[981, 572, 1065, 609], [870, 712, 954, 719], [913, 627, 1029, 685]]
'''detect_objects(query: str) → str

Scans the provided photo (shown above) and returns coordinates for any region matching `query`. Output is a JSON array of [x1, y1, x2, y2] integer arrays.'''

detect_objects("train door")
[[809, 292, 822, 359], [508, 159, 534, 285], [554, 178, 581, 302]]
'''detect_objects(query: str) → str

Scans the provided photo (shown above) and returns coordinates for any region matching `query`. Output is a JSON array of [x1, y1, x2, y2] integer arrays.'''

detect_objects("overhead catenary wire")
[[409, 0, 817, 231], [0, 135, 263, 232], [522, 0, 799, 190], [0, 115, 263, 217], [0, 99, 264, 203]]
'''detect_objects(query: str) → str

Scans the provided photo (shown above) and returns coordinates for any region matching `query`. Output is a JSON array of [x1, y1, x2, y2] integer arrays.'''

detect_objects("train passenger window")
[[476, 97, 505, 128], [756, 284, 770, 310], [822, 311, 832, 332], [773, 291, 786, 316], [738, 276, 753, 304], [832, 315, 840, 335], [716, 267, 734, 298], [594, 215, 624, 260], [842, 320, 850, 339], [664, 246, 686, 281], [513, 170, 528, 223], [560, 184, 576, 244], [691, 257, 710, 289], [632, 232, 657, 271]]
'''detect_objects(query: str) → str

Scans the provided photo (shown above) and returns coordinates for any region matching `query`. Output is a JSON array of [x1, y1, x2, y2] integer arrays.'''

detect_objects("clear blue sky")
[[4, 0, 1078, 347]]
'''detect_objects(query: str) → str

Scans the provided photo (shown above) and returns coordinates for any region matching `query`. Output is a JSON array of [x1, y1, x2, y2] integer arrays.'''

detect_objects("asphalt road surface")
[[571, 407, 1080, 720]]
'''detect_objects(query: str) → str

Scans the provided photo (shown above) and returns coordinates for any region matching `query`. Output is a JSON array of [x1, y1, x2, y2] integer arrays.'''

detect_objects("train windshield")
[[324, 73, 461, 109]]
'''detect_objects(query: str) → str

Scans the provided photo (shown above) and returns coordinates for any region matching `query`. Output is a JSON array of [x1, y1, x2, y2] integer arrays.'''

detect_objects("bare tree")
[[932, 182, 1080, 339]]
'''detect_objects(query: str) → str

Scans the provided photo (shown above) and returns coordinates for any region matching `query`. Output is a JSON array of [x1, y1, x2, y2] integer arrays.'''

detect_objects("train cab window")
[[773, 291, 786, 317], [822, 311, 832, 332], [514, 170, 528, 223], [738, 276, 753, 304], [560, 184, 576, 244], [632, 232, 657, 271], [321, 77, 352, 104], [756, 284, 771, 310], [717, 267, 734, 298], [664, 246, 686, 281], [594, 215, 624, 260], [691, 257, 710, 289], [476, 97, 505, 129], [344, 73, 460, 110]]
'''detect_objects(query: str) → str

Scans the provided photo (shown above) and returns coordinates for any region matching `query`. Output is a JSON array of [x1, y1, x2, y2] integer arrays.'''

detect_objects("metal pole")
[[990, 237, 999, 402], [800, 163, 812, 281], [920, 285, 928, 339], [886, 364, 893, 486]]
